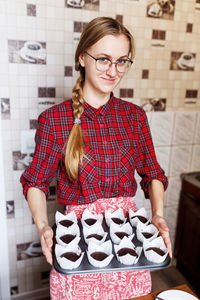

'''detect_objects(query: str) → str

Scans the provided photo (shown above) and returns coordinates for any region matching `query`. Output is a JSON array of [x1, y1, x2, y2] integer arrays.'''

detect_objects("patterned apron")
[[50, 197, 151, 299]]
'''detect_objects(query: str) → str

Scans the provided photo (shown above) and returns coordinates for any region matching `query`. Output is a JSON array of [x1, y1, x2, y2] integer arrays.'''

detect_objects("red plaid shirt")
[[20, 94, 168, 205]]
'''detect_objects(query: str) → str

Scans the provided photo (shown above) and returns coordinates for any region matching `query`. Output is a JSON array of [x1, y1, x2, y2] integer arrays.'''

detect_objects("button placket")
[[99, 120, 108, 146]]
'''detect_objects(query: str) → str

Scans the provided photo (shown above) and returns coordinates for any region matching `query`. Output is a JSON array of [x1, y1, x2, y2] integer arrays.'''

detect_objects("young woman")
[[21, 17, 172, 299]]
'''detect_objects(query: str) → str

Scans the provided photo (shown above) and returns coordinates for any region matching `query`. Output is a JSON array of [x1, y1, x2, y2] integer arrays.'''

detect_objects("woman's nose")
[[106, 63, 118, 76]]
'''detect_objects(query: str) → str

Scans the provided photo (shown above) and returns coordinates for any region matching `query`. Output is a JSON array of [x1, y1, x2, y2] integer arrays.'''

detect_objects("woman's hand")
[[27, 188, 53, 264], [39, 225, 53, 265], [151, 214, 172, 258]]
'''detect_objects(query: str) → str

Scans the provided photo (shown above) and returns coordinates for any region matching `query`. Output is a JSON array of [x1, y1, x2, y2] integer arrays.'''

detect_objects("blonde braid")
[[72, 76, 84, 119], [65, 75, 85, 181]]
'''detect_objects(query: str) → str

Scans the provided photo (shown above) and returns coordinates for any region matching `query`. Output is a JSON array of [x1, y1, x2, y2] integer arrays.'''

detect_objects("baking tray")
[[52, 220, 170, 275]]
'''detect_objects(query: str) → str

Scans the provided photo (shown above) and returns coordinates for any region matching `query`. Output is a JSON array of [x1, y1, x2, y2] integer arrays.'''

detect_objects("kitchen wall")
[[0, 0, 200, 297]]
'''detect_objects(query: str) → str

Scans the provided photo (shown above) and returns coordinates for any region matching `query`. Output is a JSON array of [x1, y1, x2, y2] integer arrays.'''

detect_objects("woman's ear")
[[79, 53, 85, 67]]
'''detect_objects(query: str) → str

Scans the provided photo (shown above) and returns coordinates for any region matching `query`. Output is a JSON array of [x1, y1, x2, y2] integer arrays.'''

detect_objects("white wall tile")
[[169, 145, 193, 176], [190, 145, 200, 172], [146, 111, 152, 125], [166, 176, 182, 208], [172, 111, 197, 145], [194, 112, 200, 144], [151, 112, 174, 146], [155, 146, 171, 176], [134, 185, 145, 209], [165, 206, 179, 233]]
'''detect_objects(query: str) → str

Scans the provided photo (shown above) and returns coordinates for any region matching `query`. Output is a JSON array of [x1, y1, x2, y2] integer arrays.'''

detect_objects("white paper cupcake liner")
[[55, 211, 77, 226], [136, 222, 159, 243], [105, 208, 126, 227], [143, 236, 169, 263], [110, 222, 134, 244], [81, 208, 103, 228], [56, 223, 80, 247], [55, 243, 84, 270], [114, 237, 142, 265], [129, 207, 149, 227], [83, 223, 107, 245], [87, 240, 114, 268]]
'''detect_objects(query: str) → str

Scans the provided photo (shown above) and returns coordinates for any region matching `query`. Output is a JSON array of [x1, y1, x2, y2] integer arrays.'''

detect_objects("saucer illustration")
[[177, 52, 195, 70], [19, 41, 46, 63], [67, 0, 85, 8]]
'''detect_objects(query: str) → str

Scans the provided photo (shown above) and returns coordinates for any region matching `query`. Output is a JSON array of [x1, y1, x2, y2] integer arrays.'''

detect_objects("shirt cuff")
[[20, 176, 49, 201], [140, 174, 168, 199]]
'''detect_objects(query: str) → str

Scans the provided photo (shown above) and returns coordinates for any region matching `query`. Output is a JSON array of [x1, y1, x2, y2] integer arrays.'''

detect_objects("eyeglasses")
[[85, 51, 133, 73]]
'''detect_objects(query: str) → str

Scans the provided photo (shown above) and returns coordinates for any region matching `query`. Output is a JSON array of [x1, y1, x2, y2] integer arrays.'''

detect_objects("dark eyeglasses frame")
[[85, 51, 133, 73]]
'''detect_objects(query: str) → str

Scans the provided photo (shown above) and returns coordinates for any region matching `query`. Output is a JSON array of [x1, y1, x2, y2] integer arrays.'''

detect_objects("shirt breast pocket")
[[119, 146, 138, 187], [79, 146, 99, 185]]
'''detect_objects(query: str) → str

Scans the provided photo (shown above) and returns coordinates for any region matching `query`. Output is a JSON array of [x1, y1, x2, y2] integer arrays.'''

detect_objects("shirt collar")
[[83, 93, 114, 120]]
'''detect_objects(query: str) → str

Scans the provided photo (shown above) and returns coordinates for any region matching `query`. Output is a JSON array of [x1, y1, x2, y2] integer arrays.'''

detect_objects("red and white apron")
[[50, 197, 151, 299]]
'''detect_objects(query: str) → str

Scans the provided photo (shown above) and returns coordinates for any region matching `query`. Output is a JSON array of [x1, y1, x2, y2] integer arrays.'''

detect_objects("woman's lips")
[[101, 77, 116, 83]]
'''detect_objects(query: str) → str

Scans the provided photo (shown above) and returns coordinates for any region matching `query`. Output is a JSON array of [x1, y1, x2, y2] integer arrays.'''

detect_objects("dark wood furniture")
[[174, 173, 200, 295]]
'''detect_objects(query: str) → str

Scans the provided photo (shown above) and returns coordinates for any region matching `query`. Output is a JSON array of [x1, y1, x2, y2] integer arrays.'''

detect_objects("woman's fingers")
[[40, 226, 53, 265], [152, 215, 173, 258], [43, 227, 53, 248], [159, 228, 172, 258]]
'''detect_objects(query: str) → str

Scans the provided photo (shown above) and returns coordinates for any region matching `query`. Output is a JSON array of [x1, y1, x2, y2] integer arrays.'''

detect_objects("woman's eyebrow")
[[95, 53, 129, 59]]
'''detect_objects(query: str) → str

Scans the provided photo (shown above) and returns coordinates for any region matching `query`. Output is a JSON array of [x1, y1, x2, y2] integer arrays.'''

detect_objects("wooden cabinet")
[[174, 173, 200, 294]]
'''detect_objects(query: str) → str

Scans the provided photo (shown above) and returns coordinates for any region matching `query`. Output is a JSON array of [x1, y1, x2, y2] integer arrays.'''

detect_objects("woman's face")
[[79, 34, 130, 98]]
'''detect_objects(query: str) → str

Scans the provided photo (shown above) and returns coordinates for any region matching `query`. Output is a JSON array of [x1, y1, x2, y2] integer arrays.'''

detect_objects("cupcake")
[[129, 207, 149, 227], [105, 208, 126, 227], [110, 222, 134, 244], [114, 237, 142, 265], [87, 240, 114, 268], [136, 222, 159, 243], [56, 223, 80, 247], [55, 211, 77, 229], [81, 208, 103, 228], [83, 222, 107, 245], [143, 236, 169, 263], [55, 241, 84, 270]]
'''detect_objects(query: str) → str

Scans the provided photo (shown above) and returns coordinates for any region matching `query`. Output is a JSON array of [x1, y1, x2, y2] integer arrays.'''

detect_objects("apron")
[[50, 197, 152, 300]]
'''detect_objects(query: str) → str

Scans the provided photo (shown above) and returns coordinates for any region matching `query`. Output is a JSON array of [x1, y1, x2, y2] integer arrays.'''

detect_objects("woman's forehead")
[[88, 34, 130, 57]]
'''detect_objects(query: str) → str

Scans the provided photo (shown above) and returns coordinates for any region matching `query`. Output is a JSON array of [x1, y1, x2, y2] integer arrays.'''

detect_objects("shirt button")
[[100, 124, 104, 128], [103, 140, 107, 145], [106, 158, 110, 162], [106, 178, 110, 182]]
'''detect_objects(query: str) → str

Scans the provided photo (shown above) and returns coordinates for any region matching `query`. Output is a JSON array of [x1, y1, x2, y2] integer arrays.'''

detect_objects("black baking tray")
[[52, 220, 170, 275]]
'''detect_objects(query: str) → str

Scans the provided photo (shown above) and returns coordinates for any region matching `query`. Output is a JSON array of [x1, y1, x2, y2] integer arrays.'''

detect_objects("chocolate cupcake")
[[114, 237, 142, 265], [55, 242, 84, 270], [56, 223, 80, 247], [87, 240, 114, 268], [143, 236, 169, 263], [105, 208, 126, 227], [136, 222, 158, 243], [55, 211, 77, 229], [129, 208, 148, 227], [81, 208, 103, 228], [110, 222, 134, 244], [83, 222, 107, 245]]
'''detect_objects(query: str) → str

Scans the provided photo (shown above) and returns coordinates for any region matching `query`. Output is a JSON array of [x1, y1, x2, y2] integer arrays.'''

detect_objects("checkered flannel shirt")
[[20, 94, 168, 205]]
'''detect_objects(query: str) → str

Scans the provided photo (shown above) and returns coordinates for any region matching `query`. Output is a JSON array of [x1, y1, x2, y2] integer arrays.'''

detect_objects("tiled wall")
[[0, 0, 200, 296]]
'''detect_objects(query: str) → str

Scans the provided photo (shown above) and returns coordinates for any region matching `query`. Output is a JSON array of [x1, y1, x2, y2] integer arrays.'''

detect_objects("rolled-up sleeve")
[[136, 109, 168, 198], [20, 112, 61, 200]]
